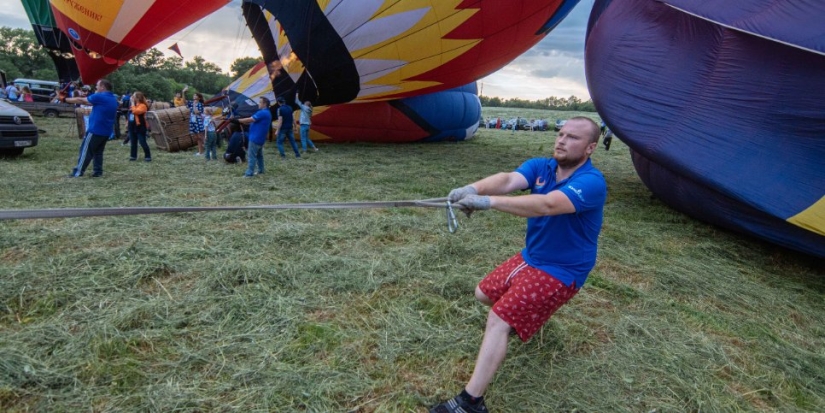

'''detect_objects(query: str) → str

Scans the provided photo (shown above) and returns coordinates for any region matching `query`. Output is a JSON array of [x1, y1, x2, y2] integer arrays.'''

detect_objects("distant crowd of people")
[[56, 78, 319, 179], [482, 116, 550, 131], [2, 83, 34, 102]]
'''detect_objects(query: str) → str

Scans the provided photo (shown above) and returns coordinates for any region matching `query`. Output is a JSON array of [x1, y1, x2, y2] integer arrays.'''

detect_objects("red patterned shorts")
[[479, 252, 579, 342]]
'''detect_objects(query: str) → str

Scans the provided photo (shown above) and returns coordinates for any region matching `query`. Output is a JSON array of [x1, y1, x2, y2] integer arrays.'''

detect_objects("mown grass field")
[[1, 111, 823, 412]]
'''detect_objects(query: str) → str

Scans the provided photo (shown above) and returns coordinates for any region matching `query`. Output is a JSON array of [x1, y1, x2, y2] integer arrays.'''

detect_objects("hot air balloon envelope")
[[241, 0, 581, 106], [49, 0, 229, 82], [585, 0, 825, 257]]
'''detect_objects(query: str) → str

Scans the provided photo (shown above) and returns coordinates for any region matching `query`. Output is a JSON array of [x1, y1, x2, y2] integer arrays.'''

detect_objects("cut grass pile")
[[0, 114, 823, 412]]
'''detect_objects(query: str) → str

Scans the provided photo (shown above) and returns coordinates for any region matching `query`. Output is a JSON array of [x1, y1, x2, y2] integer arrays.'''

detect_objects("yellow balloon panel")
[[50, 0, 128, 38]]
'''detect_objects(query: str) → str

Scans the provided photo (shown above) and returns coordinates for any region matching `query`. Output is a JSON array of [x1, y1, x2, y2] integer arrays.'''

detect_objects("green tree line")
[[0, 26, 261, 102], [480, 94, 596, 112]]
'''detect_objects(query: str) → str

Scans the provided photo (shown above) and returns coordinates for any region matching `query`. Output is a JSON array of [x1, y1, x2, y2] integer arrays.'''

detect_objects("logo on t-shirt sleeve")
[[567, 184, 585, 202]]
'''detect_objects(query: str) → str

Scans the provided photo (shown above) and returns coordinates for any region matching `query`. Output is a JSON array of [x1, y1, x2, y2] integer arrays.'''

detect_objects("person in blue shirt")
[[223, 122, 248, 164], [238, 96, 272, 177], [62, 79, 119, 178], [431, 117, 607, 413], [275, 96, 301, 159], [4, 83, 19, 100], [117, 90, 131, 144]]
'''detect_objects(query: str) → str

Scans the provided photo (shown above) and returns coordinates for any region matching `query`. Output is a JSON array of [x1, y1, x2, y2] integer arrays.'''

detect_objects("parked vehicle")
[[531, 119, 549, 131], [505, 117, 530, 131], [9, 100, 76, 118], [0, 98, 39, 156], [554, 119, 567, 131], [0, 70, 7, 99], [12, 78, 60, 103]]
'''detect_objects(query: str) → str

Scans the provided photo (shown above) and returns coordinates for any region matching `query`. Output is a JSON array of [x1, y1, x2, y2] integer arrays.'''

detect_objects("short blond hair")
[[568, 116, 601, 144]]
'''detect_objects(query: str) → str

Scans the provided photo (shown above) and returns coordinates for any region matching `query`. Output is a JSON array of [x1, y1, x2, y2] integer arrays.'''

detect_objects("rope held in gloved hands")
[[0, 198, 460, 232]]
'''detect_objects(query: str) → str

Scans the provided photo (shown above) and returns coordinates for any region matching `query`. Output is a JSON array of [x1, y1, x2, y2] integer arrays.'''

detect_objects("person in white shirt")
[[296, 92, 319, 153], [5, 84, 20, 101]]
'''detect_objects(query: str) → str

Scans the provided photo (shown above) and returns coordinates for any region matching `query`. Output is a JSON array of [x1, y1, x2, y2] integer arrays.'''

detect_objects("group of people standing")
[[60, 79, 154, 177], [62, 78, 320, 179], [228, 91, 319, 178], [3, 83, 33, 102], [121, 86, 218, 162]]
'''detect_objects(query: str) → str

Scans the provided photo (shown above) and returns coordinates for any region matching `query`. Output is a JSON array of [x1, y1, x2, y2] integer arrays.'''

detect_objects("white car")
[[0, 98, 39, 156]]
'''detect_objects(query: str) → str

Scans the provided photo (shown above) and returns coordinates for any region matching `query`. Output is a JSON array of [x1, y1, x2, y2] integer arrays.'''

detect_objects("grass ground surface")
[[1, 111, 823, 412]]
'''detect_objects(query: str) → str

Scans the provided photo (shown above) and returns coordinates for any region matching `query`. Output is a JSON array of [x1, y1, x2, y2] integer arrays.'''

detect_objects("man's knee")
[[475, 285, 494, 306]]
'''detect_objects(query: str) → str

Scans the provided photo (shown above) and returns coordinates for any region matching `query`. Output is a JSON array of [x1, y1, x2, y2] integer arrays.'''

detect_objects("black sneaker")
[[91, 173, 102, 178], [430, 396, 488, 413]]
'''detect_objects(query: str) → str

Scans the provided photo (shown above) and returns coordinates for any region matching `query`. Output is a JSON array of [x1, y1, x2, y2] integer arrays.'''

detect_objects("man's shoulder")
[[568, 162, 607, 194], [576, 159, 605, 177], [90, 91, 117, 103], [255, 108, 273, 120], [570, 163, 605, 185]]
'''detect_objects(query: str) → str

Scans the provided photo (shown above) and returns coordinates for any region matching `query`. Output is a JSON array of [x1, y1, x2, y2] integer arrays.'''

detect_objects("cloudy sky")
[[0, 0, 594, 101]]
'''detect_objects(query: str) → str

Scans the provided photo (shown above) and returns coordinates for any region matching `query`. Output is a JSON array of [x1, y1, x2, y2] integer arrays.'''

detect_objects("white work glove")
[[455, 195, 491, 217], [448, 185, 477, 203]]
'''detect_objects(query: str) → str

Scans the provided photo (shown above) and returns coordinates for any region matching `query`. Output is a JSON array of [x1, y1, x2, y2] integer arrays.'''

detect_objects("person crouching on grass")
[[430, 117, 607, 413], [237, 96, 272, 177], [223, 122, 247, 164]]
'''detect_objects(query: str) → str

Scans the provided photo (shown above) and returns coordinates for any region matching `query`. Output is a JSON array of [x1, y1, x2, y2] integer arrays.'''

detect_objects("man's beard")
[[553, 150, 584, 168]]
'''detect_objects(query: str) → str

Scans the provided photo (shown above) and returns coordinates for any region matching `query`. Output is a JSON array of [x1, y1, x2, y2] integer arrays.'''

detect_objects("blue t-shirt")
[[226, 132, 247, 157], [277, 104, 293, 132], [515, 157, 607, 287], [248, 108, 272, 145], [86, 91, 118, 136]]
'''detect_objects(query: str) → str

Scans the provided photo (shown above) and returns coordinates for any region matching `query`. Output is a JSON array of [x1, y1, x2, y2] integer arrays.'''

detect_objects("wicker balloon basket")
[[146, 106, 197, 152], [150, 101, 171, 111]]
